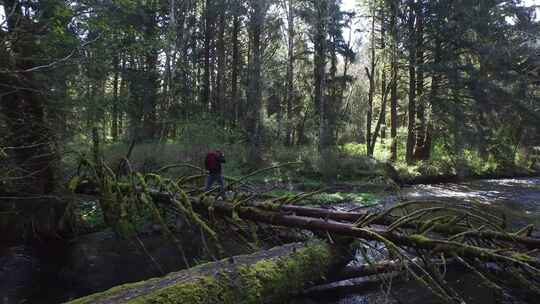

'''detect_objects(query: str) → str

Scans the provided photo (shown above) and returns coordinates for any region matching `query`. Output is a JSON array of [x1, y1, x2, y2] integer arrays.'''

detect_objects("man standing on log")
[[204, 150, 226, 199]]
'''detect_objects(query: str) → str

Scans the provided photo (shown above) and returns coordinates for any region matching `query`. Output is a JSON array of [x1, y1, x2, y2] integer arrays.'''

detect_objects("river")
[[296, 177, 540, 304]]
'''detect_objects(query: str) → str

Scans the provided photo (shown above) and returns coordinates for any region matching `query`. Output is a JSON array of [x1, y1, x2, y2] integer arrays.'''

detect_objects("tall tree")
[[413, 0, 427, 160], [283, 0, 296, 146], [365, 3, 376, 156], [0, 0, 72, 194], [245, 0, 268, 164], [388, 0, 399, 162], [216, 0, 227, 118], [405, 0, 417, 164], [203, 0, 216, 109], [314, 0, 331, 152]]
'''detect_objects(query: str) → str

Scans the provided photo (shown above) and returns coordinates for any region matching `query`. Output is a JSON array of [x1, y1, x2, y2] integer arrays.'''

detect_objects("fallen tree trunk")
[[179, 199, 540, 270], [300, 272, 401, 299], [334, 259, 411, 281], [128, 188, 540, 270], [252, 202, 540, 249], [75, 181, 540, 249], [72, 171, 540, 302], [67, 241, 349, 304]]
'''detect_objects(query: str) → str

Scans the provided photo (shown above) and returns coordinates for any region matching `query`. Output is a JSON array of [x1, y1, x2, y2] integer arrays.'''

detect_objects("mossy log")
[[76, 180, 540, 249], [67, 241, 349, 304], [140, 186, 540, 249]]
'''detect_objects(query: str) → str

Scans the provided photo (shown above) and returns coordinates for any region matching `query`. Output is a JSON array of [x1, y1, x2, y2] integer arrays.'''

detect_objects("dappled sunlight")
[[397, 178, 540, 233]]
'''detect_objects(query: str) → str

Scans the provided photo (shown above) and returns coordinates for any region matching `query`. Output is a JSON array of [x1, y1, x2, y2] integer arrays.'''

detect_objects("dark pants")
[[205, 173, 225, 198]]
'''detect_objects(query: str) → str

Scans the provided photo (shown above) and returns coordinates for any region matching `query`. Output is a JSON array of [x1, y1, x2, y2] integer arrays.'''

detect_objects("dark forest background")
[[1, 0, 539, 196]]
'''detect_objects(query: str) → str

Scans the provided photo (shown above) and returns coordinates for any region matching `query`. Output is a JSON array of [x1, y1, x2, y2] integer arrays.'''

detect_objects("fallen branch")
[[252, 201, 540, 249]]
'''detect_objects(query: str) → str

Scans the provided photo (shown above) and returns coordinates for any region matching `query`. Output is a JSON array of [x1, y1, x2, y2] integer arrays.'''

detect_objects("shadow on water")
[[0, 240, 72, 304], [297, 270, 526, 304]]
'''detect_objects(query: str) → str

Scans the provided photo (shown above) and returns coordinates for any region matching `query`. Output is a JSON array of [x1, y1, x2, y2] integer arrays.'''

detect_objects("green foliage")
[[309, 192, 380, 206], [265, 189, 381, 207], [78, 200, 106, 229]]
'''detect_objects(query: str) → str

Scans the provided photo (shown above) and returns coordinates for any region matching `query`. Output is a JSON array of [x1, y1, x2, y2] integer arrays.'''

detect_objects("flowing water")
[[297, 178, 540, 304]]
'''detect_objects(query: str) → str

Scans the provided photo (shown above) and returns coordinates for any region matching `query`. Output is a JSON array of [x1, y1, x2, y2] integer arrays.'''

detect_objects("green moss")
[[130, 277, 230, 304], [309, 192, 381, 206], [67, 241, 338, 304], [510, 253, 535, 262], [409, 234, 431, 244]]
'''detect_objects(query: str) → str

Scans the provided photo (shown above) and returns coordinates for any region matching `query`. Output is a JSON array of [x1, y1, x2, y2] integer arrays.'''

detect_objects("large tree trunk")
[[284, 0, 295, 146], [216, 1, 226, 118], [118, 58, 127, 137], [366, 8, 376, 156], [380, 8, 387, 143], [111, 54, 120, 141], [231, 13, 241, 126], [417, 39, 442, 161], [141, 52, 159, 141], [202, 0, 214, 110], [405, 0, 417, 165], [327, 3, 338, 149], [315, 0, 330, 153], [389, 1, 399, 162], [246, 0, 266, 165], [413, 1, 427, 160]]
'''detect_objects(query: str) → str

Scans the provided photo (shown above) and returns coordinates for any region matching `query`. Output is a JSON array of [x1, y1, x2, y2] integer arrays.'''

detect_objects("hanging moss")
[[67, 240, 343, 304]]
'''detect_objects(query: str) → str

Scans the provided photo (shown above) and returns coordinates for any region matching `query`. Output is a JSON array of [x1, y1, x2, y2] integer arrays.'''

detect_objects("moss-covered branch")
[[67, 241, 349, 304]]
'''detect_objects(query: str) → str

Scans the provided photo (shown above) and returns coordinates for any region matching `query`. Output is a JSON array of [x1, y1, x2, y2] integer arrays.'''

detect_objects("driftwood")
[[68, 241, 349, 304]]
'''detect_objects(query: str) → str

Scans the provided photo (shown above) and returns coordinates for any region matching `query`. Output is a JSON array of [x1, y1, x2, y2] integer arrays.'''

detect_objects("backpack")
[[205, 152, 219, 171]]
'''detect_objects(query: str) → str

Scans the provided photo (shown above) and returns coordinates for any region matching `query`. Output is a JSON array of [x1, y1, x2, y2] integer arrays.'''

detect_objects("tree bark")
[[142, 52, 159, 141], [380, 8, 387, 143], [246, 0, 266, 165], [112, 53, 120, 141], [284, 0, 295, 146], [216, 1, 226, 118], [413, 1, 427, 160], [231, 13, 241, 126], [365, 9, 376, 156], [202, 0, 214, 110], [389, 0, 399, 162], [315, 0, 330, 152], [405, 0, 417, 164]]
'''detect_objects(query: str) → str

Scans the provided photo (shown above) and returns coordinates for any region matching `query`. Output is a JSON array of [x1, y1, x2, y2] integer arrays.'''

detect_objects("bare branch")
[[0, 34, 102, 74]]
